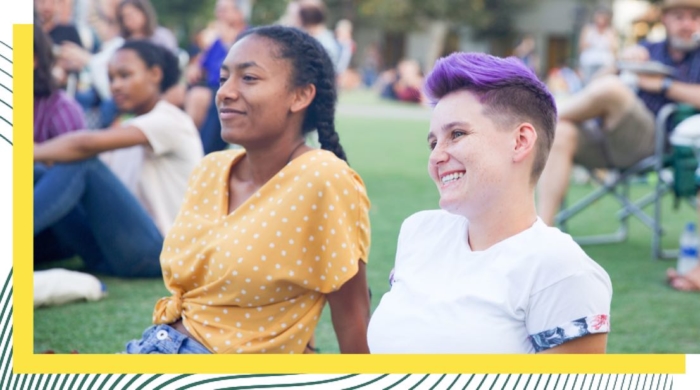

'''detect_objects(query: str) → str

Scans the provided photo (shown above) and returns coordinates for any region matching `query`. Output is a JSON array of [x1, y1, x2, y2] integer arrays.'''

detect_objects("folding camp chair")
[[556, 103, 698, 260]]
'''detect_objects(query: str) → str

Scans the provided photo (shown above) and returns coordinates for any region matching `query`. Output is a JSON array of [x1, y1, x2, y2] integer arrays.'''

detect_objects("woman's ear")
[[512, 122, 538, 164], [290, 83, 316, 114], [148, 65, 163, 90]]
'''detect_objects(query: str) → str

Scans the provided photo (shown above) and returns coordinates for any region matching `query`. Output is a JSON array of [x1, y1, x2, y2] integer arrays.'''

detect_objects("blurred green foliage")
[[151, 0, 218, 44], [149, 0, 547, 46], [249, 0, 289, 26], [352, 0, 539, 38]]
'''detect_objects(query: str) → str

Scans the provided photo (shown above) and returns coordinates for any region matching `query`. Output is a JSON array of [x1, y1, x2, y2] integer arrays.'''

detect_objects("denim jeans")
[[124, 324, 211, 354], [34, 159, 163, 278]]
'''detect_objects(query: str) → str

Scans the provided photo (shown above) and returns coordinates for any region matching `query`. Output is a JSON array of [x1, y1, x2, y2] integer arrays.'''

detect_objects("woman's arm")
[[34, 125, 150, 163], [326, 261, 371, 354], [538, 333, 608, 354]]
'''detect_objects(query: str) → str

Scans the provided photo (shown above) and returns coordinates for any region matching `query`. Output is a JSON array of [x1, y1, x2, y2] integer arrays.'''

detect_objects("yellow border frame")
[[12, 23, 686, 375]]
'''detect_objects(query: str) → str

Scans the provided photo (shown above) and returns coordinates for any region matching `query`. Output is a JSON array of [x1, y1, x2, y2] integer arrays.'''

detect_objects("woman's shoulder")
[[149, 101, 198, 129], [200, 149, 243, 167], [185, 149, 241, 179], [295, 149, 363, 182], [522, 222, 610, 281]]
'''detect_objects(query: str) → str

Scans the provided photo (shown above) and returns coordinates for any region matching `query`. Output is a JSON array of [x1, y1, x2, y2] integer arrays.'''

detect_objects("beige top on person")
[[124, 100, 204, 233]]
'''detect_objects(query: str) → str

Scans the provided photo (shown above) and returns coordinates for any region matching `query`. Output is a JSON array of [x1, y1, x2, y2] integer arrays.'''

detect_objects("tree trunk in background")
[[424, 21, 448, 74]]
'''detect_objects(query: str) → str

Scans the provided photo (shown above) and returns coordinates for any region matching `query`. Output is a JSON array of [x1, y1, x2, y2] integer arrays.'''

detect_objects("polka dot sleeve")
[[289, 154, 371, 294]]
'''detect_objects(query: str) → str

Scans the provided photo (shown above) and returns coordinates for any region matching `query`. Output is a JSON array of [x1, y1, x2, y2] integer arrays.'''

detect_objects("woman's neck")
[[236, 135, 309, 187], [465, 190, 538, 252], [133, 95, 161, 116]]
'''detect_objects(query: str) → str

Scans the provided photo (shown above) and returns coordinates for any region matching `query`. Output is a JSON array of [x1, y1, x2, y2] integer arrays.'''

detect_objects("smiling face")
[[216, 35, 301, 148], [427, 90, 516, 217], [108, 49, 161, 114]]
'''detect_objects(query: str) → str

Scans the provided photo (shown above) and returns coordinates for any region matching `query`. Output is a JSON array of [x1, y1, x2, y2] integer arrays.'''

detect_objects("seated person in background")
[[298, 0, 341, 72], [537, 0, 700, 226], [36, 0, 83, 48], [578, 5, 618, 85], [368, 52, 612, 353], [35, 0, 84, 90], [58, 0, 125, 128], [116, 0, 185, 108], [116, 0, 178, 54], [184, 0, 247, 132], [34, 23, 88, 265], [379, 59, 424, 104], [34, 23, 85, 144], [666, 113, 700, 292], [33, 40, 203, 279], [393, 59, 424, 103]]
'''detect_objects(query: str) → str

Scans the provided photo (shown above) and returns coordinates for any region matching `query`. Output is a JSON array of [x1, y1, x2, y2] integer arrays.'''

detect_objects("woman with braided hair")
[[125, 25, 371, 354]]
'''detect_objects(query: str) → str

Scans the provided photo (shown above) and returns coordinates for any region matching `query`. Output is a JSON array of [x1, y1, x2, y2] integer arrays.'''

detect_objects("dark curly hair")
[[237, 25, 347, 162], [34, 22, 56, 98], [117, 40, 180, 92]]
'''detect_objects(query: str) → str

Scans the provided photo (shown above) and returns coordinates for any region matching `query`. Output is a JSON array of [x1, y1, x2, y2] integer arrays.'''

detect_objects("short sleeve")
[[175, 151, 235, 216], [296, 157, 371, 294], [127, 103, 193, 156], [526, 270, 612, 352]]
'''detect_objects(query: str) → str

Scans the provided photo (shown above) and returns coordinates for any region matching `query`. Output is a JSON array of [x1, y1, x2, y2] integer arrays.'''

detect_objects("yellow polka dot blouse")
[[153, 149, 371, 353]]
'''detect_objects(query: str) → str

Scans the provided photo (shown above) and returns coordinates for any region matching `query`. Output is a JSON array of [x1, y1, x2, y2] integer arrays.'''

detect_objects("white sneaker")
[[34, 269, 107, 308]]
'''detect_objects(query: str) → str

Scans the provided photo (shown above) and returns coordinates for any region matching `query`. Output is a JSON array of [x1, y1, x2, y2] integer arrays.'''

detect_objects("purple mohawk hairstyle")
[[425, 52, 558, 181]]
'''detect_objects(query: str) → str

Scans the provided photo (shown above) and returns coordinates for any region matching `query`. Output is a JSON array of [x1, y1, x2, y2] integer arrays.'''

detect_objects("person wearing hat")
[[537, 0, 700, 229]]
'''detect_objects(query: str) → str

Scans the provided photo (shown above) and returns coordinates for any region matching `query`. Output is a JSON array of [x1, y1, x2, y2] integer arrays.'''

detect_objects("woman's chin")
[[439, 197, 471, 218], [438, 197, 456, 212]]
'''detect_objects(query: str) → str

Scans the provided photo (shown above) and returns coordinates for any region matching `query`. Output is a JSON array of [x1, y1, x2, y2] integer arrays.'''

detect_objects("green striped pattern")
[[0, 38, 11, 146]]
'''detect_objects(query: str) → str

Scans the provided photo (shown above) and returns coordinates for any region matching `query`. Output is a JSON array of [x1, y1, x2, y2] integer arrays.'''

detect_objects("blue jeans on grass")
[[124, 324, 211, 354], [34, 159, 163, 278]]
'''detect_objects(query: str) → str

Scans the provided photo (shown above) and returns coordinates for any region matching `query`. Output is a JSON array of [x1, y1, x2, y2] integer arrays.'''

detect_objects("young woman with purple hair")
[[367, 52, 612, 354]]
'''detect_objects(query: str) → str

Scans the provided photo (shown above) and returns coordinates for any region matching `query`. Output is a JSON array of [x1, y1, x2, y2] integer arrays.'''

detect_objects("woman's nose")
[[216, 80, 239, 104], [429, 143, 448, 167], [110, 77, 122, 91]]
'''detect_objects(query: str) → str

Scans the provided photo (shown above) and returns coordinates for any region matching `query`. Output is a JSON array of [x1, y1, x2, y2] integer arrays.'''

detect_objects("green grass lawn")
[[34, 91, 700, 354]]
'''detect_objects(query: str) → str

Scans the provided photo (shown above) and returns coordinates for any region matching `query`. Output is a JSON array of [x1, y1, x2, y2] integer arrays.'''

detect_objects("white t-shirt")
[[125, 101, 204, 234], [367, 210, 612, 354]]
